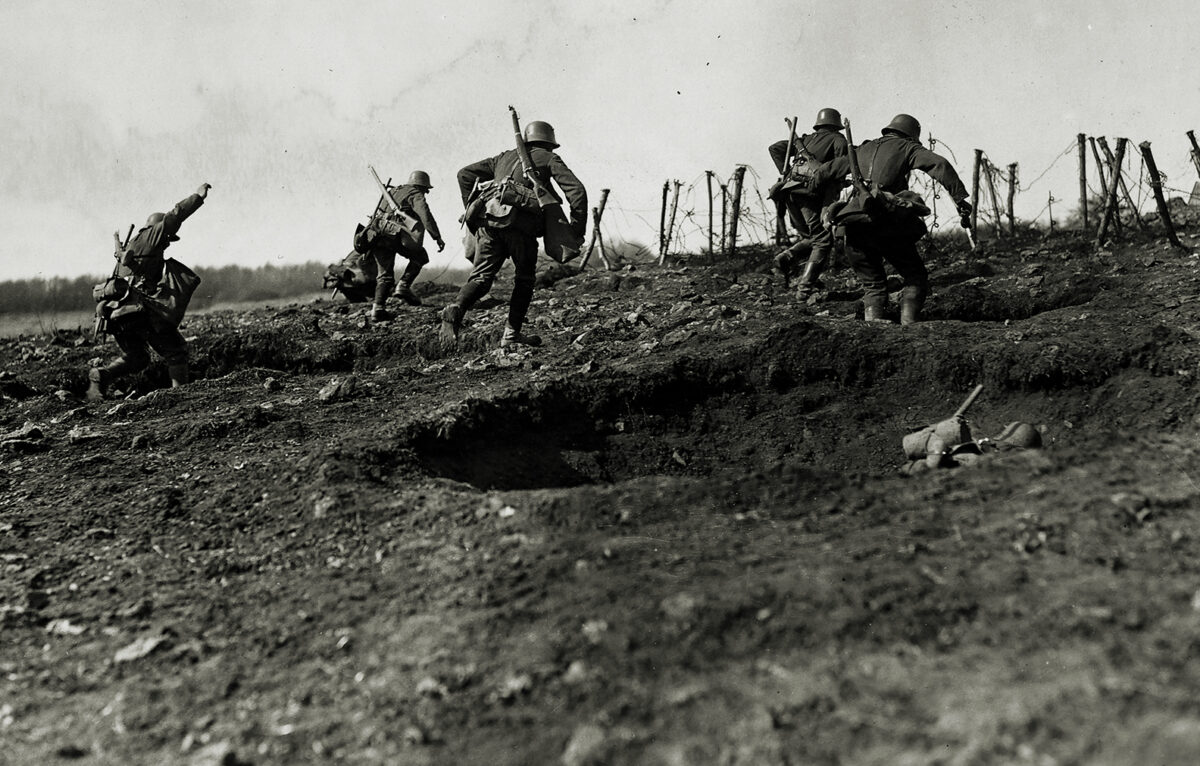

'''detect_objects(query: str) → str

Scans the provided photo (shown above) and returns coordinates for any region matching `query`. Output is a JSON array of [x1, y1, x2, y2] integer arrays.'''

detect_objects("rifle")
[[842, 118, 874, 198], [767, 117, 798, 201], [366, 165, 421, 241], [93, 224, 135, 339], [507, 105, 557, 208]]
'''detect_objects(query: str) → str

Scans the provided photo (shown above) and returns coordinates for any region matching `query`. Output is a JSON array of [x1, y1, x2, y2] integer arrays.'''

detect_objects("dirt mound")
[[5, 226, 1200, 763]]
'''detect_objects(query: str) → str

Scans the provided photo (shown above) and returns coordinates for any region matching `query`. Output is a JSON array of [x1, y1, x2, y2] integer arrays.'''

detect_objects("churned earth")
[[5, 212, 1200, 765]]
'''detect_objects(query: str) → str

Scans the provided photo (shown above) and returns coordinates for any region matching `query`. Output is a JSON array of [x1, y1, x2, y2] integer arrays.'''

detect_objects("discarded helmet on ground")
[[813, 107, 843, 130], [408, 170, 432, 189], [524, 121, 559, 148], [992, 421, 1042, 449], [882, 113, 921, 141]]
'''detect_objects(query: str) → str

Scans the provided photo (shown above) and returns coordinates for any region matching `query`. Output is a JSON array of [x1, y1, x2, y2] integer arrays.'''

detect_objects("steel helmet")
[[882, 113, 921, 140], [408, 170, 432, 189], [146, 212, 165, 226], [813, 107, 843, 130], [524, 121, 559, 148]]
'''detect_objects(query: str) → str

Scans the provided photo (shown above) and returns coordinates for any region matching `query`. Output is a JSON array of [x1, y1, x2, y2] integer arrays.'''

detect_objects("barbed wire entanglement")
[[612, 129, 1200, 267]]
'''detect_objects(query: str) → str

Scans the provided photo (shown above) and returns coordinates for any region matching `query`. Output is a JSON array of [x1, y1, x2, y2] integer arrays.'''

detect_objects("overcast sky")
[[1, 0, 1198, 283]]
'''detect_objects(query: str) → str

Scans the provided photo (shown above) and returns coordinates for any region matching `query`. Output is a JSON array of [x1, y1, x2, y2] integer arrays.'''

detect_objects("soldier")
[[769, 107, 848, 297], [357, 170, 445, 321], [87, 183, 210, 401], [440, 119, 586, 348], [821, 113, 972, 324]]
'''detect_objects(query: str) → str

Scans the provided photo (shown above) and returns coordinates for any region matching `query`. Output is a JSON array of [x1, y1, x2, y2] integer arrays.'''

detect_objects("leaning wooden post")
[[983, 158, 1004, 238], [970, 149, 983, 235], [580, 188, 610, 268], [660, 180, 682, 265], [1187, 130, 1200, 180], [1077, 133, 1089, 230], [727, 166, 746, 256], [1088, 137, 1110, 207], [1139, 141, 1183, 248], [590, 205, 612, 270], [1006, 162, 1018, 236], [1048, 192, 1055, 233], [658, 181, 669, 261], [720, 184, 728, 254], [1096, 137, 1127, 246], [705, 170, 714, 253], [1099, 137, 1149, 232]]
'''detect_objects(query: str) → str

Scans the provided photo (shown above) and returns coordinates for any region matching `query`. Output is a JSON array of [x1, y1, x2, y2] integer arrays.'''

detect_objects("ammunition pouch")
[[830, 190, 930, 243], [461, 179, 539, 232]]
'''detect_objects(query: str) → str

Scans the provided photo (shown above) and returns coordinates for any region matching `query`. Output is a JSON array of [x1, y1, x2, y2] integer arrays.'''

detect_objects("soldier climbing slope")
[[819, 114, 972, 325], [768, 107, 848, 298], [88, 183, 210, 401], [441, 118, 586, 349], [357, 170, 445, 322]]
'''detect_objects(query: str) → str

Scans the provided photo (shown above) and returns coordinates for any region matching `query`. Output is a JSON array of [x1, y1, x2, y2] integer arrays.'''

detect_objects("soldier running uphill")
[[358, 170, 445, 322], [440, 119, 586, 349], [821, 114, 972, 325], [768, 107, 848, 298], [87, 183, 210, 401]]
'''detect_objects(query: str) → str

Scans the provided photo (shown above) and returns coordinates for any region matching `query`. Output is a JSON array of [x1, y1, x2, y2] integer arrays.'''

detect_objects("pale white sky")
[[1, 0, 1197, 282]]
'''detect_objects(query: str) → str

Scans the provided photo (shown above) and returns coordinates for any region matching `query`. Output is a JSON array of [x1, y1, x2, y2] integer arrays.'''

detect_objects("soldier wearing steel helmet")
[[87, 183, 210, 401], [441, 119, 587, 349], [357, 170, 445, 321], [820, 113, 972, 325], [768, 107, 848, 298]]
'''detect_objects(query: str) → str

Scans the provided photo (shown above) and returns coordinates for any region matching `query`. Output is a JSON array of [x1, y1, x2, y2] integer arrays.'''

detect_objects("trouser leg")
[[371, 247, 396, 309], [505, 233, 539, 332], [146, 317, 189, 385]]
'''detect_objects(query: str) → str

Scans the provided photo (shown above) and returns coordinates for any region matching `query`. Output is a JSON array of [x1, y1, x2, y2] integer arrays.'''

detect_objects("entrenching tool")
[[902, 383, 984, 465]]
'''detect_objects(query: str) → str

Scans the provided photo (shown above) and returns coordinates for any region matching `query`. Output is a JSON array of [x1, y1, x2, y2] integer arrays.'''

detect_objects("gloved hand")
[[197, 183, 212, 199], [956, 198, 972, 228], [436, 238, 446, 252]]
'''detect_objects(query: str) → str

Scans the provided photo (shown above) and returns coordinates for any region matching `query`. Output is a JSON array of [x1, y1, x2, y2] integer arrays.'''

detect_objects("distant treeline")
[[0, 261, 327, 315]]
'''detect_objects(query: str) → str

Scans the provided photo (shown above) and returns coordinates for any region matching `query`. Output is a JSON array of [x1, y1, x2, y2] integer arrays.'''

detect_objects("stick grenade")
[[1077, 133, 1088, 230], [727, 166, 746, 256], [658, 181, 669, 260], [1188, 130, 1200, 180], [705, 170, 714, 253], [1139, 141, 1184, 249], [580, 188, 610, 268], [1006, 162, 1018, 235], [984, 158, 1004, 238], [1096, 138, 1127, 246], [970, 149, 982, 234]]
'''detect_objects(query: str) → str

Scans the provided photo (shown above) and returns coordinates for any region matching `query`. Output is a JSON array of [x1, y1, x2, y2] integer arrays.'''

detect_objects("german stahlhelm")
[[882, 113, 921, 141], [524, 121, 559, 148], [408, 170, 432, 189], [813, 108, 843, 130]]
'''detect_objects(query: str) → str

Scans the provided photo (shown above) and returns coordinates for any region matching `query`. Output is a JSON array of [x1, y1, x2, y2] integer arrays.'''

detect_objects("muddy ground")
[[5, 212, 1200, 765]]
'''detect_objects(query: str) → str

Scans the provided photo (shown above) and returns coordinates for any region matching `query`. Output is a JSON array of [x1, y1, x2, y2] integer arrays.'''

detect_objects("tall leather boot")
[[863, 296, 888, 323], [394, 261, 423, 306], [795, 261, 826, 299], [167, 363, 190, 388], [899, 287, 925, 326]]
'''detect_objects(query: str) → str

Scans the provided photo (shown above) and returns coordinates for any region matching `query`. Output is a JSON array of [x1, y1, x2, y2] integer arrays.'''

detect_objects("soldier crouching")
[[88, 183, 210, 400]]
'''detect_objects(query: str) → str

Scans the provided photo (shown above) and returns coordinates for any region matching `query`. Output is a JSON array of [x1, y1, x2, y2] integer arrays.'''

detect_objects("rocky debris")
[[318, 375, 358, 403], [114, 632, 172, 664]]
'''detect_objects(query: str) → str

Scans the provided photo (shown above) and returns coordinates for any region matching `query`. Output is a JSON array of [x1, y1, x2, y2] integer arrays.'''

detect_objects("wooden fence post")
[[705, 170, 714, 253], [658, 181, 669, 261], [727, 166, 746, 256], [1187, 130, 1200, 180], [1088, 137, 1110, 208], [1096, 137, 1127, 246], [971, 149, 983, 234], [1077, 133, 1088, 230], [1048, 192, 1055, 233], [1006, 162, 1018, 236], [580, 188, 610, 269], [720, 184, 728, 254], [1098, 137, 1149, 232], [1139, 141, 1183, 248], [659, 180, 682, 266], [983, 158, 1004, 238]]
